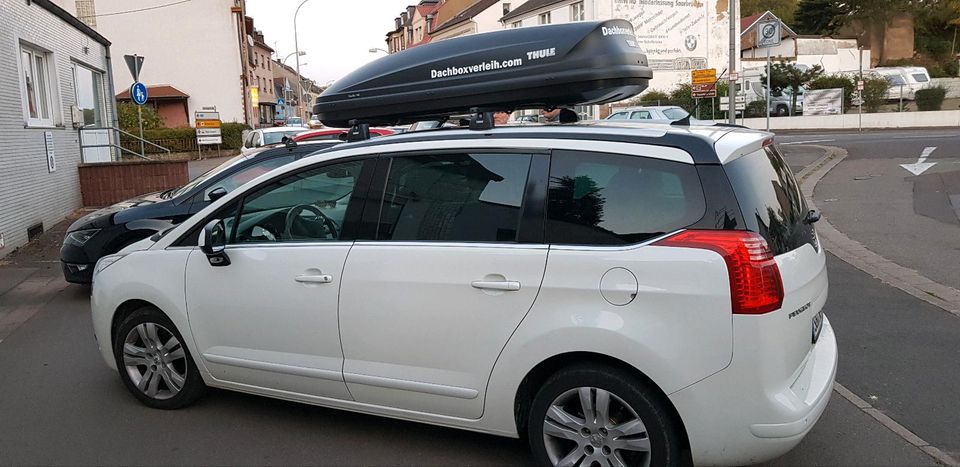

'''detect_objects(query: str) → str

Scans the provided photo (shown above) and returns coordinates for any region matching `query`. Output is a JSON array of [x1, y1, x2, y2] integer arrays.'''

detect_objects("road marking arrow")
[[900, 146, 937, 176]]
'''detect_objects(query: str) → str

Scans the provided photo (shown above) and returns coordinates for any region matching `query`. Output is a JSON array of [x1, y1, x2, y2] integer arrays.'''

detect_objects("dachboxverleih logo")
[[430, 58, 524, 79]]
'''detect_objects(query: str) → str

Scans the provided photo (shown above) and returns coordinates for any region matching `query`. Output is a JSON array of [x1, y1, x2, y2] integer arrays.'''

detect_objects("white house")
[[0, 0, 117, 257], [94, 0, 250, 125]]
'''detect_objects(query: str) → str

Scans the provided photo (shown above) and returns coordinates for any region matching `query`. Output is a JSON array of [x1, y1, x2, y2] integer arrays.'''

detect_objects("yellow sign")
[[250, 86, 259, 107], [691, 68, 717, 85], [195, 119, 221, 128]]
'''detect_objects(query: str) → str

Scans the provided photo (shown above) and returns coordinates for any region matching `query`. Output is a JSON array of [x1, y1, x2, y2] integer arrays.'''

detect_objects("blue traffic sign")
[[131, 82, 148, 105]]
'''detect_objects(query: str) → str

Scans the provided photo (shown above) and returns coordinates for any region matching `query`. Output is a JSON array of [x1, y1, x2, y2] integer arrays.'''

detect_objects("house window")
[[511, 21, 522, 28], [503, 2, 511, 15], [570, 1, 585, 21], [19, 45, 56, 126], [72, 64, 104, 127], [538, 12, 551, 24]]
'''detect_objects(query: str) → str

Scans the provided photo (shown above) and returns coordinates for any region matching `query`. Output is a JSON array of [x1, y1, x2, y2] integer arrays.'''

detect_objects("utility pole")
[[859, 46, 863, 133], [766, 47, 771, 131], [727, 0, 737, 125]]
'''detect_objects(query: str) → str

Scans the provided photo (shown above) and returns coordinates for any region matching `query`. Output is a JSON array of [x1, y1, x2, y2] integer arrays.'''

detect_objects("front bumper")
[[61, 261, 95, 284], [669, 316, 838, 466]]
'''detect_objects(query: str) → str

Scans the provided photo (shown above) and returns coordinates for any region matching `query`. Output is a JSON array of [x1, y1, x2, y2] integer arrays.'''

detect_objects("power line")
[[92, 0, 192, 18]]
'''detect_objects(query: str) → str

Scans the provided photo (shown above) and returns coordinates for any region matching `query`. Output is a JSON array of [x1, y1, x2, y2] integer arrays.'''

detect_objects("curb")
[[798, 146, 960, 318], [833, 383, 959, 466]]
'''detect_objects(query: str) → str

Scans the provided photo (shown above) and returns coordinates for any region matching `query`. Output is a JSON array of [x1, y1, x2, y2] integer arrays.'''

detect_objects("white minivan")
[[91, 122, 836, 467]]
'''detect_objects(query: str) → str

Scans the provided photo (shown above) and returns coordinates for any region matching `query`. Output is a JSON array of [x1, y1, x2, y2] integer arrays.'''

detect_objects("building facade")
[[0, 0, 117, 257], [94, 0, 251, 125], [501, 0, 739, 94], [431, 0, 525, 40], [247, 22, 275, 127]]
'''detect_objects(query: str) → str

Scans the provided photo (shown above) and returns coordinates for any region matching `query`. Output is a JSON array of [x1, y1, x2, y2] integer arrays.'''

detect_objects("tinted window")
[[911, 73, 929, 83], [546, 150, 705, 245], [724, 145, 816, 255], [202, 155, 294, 200], [662, 108, 688, 120], [231, 160, 363, 243], [378, 153, 531, 242]]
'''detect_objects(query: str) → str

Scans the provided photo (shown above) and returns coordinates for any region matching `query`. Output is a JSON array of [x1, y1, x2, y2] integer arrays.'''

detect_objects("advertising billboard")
[[610, 0, 737, 92]]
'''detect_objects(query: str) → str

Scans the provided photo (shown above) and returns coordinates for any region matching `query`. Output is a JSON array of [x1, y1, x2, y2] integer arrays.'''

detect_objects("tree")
[[762, 62, 824, 114], [740, 0, 798, 23], [794, 0, 845, 35]]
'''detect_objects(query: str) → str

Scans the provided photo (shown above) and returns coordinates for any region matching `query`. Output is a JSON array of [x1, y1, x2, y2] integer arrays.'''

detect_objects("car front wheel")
[[113, 307, 205, 409], [527, 365, 681, 467]]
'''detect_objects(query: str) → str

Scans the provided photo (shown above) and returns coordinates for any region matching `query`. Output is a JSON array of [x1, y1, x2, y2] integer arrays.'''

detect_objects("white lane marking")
[[779, 139, 836, 146], [900, 146, 937, 176]]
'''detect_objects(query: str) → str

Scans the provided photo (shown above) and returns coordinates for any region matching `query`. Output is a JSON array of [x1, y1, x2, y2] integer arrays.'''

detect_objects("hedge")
[[915, 86, 947, 111], [119, 123, 251, 152]]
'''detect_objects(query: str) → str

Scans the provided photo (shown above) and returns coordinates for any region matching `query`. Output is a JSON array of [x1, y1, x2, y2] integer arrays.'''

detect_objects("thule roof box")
[[314, 20, 652, 128]]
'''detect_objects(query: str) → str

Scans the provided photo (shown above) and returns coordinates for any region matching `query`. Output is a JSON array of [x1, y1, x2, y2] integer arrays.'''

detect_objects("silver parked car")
[[606, 105, 711, 124]]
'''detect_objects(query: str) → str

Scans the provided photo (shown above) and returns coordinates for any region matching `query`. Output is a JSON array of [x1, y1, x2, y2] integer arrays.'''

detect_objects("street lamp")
[[283, 50, 306, 65], [369, 47, 389, 54], [293, 0, 311, 119]]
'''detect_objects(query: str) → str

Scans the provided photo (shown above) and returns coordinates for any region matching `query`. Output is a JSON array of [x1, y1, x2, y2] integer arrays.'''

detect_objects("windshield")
[[163, 154, 248, 199], [662, 108, 689, 120], [263, 130, 302, 145]]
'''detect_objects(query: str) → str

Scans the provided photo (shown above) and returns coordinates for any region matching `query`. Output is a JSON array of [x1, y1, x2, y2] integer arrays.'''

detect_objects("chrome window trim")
[[547, 230, 682, 251], [353, 241, 549, 250]]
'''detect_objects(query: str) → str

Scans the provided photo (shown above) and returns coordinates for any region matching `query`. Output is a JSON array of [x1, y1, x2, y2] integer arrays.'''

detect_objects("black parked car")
[[61, 142, 336, 283]]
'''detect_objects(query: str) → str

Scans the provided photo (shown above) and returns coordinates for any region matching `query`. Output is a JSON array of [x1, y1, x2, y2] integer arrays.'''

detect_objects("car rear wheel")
[[113, 307, 205, 409], [527, 365, 681, 467]]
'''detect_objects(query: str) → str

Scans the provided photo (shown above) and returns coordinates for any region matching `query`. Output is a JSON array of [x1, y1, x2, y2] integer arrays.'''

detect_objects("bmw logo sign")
[[685, 35, 698, 51]]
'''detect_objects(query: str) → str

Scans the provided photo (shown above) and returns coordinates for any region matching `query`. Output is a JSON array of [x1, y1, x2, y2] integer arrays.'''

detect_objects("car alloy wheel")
[[542, 386, 652, 467], [122, 322, 188, 400]]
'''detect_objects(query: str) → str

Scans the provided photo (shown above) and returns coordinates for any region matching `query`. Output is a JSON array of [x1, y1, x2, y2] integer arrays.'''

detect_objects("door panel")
[[185, 245, 352, 399], [339, 243, 547, 418]]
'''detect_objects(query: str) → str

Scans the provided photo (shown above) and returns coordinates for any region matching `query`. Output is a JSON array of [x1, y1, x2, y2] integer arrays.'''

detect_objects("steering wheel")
[[283, 204, 339, 240]]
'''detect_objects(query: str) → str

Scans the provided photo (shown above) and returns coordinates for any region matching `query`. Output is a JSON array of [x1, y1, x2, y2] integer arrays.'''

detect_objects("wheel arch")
[[110, 299, 163, 347], [512, 351, 690, 452]]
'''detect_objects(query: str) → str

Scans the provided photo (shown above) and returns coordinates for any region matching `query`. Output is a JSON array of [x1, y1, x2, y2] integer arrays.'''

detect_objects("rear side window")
[[546, 150, 705, 245], [377, 153, 531, 242], [724, 145, 816, 255]]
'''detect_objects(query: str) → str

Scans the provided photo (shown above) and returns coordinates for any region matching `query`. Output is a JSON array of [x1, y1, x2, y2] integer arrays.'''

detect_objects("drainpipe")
[[104, 44, 120, 161]]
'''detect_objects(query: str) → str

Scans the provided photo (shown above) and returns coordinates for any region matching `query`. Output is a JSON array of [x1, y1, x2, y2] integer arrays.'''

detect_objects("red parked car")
[[292, 128, 395, 143]]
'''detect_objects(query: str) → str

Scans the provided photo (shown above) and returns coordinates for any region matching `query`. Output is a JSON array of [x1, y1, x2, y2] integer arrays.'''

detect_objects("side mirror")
[[208, 186, 227, 202], [199, 219, 230, 266]]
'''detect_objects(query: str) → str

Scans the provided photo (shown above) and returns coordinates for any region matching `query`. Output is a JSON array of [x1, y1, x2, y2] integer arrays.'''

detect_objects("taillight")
[[654, 230, 783, 314]]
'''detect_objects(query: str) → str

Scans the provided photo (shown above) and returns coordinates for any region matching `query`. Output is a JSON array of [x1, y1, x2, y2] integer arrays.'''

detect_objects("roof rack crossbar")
[[346, 121, 370, 142], [468, 108, 494, 131]]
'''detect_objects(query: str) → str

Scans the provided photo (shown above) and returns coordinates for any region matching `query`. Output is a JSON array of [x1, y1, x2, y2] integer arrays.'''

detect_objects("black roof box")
[[314, 20, 652, 128]]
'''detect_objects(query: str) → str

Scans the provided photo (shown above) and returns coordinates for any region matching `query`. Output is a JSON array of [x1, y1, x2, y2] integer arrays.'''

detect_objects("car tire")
[[776, 105, 789, 117], [527, 364, 682, 467], [113, 306, 206, 409]]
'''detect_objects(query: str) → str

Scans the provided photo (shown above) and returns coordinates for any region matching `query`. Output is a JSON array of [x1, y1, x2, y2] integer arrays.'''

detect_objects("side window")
[[231, 160, 364, 244], [251, 133, 262, 147], [631, 111, 652, 120], [377, 153, 531, 242], [546, 150, 705, 245], [202, 155, 294, 201], [608, 112, 629, 120]]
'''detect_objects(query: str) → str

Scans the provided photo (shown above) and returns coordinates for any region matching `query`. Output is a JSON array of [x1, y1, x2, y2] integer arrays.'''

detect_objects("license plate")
[[812, 311, 824, 344]]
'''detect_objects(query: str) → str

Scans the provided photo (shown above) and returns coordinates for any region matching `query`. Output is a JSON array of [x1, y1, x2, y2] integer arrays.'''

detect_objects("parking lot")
[[1, 136, 957, 466]]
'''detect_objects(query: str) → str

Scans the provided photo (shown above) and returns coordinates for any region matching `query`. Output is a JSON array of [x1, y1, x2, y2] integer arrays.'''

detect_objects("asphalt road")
[[779, 129, 960, 290], [0, 140, 955, 466]]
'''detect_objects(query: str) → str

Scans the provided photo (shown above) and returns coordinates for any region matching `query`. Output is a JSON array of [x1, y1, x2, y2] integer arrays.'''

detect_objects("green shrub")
[[220, 123, 250, 149], [861, 75, 891, 113], [117, 101, 163, 132], [807, 74, 855, 112], [915, 86, 947, 111], [746, 101, 768, 118]]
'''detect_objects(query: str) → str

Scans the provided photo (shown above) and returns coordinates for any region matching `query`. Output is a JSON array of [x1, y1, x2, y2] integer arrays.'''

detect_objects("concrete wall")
[[931, 78, 960, 99], [96, 0, 245, 124], [0, 0, 115, 257], [727, 110, 960, 131]]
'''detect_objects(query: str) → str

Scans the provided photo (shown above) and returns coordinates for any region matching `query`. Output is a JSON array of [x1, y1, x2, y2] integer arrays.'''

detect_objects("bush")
[[220, 123, 250, 149], [118, 122, 251, 153], [861, 75, 890, 113], [117, 101, 163, 132], [807, 74, 855, 112], [745, 101, 768, 118], [915, 86, 947, 111]]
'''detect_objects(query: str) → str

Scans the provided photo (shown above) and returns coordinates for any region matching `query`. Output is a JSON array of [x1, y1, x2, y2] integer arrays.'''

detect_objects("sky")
[[246, 0, 413, 84]]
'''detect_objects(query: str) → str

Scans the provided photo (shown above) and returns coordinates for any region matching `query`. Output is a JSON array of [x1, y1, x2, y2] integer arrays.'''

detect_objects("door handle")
[[295, 274, 333, 284], [471, 280, 521, 291]]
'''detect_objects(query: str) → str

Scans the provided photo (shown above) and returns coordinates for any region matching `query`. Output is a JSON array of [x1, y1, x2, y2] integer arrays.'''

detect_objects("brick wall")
[[78, 160, 188, 207]]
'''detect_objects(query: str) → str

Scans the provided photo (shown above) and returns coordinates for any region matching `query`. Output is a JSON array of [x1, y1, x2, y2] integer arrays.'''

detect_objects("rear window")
[[546, 150, 705, 245], [725, 145, 817, 255]]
